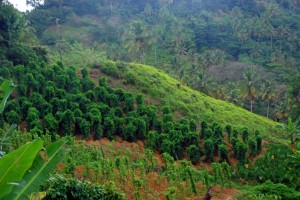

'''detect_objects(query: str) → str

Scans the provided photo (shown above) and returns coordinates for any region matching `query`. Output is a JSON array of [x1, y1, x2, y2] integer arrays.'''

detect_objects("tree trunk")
[[250, 99, 253, 112], [267, 100, 270, 118]]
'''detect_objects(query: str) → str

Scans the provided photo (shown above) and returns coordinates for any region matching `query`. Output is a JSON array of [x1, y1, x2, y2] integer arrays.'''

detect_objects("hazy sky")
[[8, 0, 33, 12]]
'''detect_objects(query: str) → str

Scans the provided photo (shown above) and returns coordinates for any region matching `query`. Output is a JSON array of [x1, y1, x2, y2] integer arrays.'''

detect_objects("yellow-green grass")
[[92, 61, 285, 141]]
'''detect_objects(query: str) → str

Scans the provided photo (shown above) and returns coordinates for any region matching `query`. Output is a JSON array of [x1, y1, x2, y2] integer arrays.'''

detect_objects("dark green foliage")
[[235, 141, 247, 161], [40, 175, 125, 200], [189, 119, 197, 132], [184, 132, 199, 147], [16, 84, 27, 97], [161, 139, 184, 160], [163, 122, 174, 134], [81, 77, 95, 92], [44, 85, 55, 101], [114, 117, 123, 136], [248, 139, 257, 157], [6, 110, 20, 125], [123, 123, 136, 142], [94, 123, 103, 140], [242, 128, 249, 142], [135, 93, 144, 105], [225, 125, 232, 140], [153, 118, 163, 133], [163, 114, 173, 123], [44, 113, 58, 137], [181, 124, 189, 135], [204, 139, 214, 162], [218, 144, 229, 163], [61, 109, 75, 135], [231, 137, 238, 152], [203, 128, 213, 139], [252, 145, 300, 190], [212, 124, 224, 149], [98, 77, 107, 87], [249, 181, 300, 200], [201, 121, 208, 130], [133, 118, 147, 140], [26, 107, 40, 130], [124, 97, 134, 113], [85, 90, 96, 102], [233, 129, 239, 138], [256, 135, 262, 154], [81, 68, 89, 78], [187, 145, 201, 164], [79, 118, 91, 138], [103, 117, 114, 140], [162, 106, 171, 115]]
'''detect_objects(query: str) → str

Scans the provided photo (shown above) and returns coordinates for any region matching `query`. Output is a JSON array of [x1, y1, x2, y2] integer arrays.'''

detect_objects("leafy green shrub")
[[163, 114, 173, 123], [218, 144, 229, 163], [189, 119, 197, 132], [187, 145, 201, 164], [6, 110, 20, 125], [26, 107, 40, 130], [248, 139, 257, 157], [225, 124, 232, 140], [242, 128, 249, 142], [251, 180, 300, 200], [123, 123, 136, 142], [101, 61, 120, 78], [135, 93, 144, 105], [256, 135, 262, 154], [184, 131, 199, 147], [133, 118, 147, 140], [235, 141, 247, 161], [163, 122, 174, 134], [233, 129, 239, 138], [203, 128, 213, 139], [251, 144, 300, 190], [103, 117, 114, 140], [61, 109, 75, 136], [41, 175, 125, 200], [153, 118, 163, 133], [79, 119, 91, 139], [44, 113, 58, 138], [124, 97, 134, 113], [204, 139, 214, 162], [162, 106, 171, 115]]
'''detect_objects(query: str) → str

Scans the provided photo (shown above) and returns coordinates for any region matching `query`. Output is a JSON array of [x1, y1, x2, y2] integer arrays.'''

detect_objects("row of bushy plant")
[[0, 61, 264, 165]]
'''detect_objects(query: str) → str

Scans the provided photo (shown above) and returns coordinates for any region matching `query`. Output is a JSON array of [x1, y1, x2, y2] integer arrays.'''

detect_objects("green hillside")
[[92, 61, 282, 137], [28, 0, 300, 120], [1, 1, 300, 199]]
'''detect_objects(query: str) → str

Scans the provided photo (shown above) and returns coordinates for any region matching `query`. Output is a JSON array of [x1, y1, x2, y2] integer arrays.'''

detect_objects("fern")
[[0, 139, 44, 199], [6, 139, 67, 200]]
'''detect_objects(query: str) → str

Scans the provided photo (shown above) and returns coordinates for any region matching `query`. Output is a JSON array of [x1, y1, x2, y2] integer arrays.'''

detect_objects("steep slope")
[[90, 61, 282, 138]]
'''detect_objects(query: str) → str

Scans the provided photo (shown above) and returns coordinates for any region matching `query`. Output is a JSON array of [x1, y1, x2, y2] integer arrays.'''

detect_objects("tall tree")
[[241, 67, 258, 112], [122, 20, 153, 63], [262, 81, 275, 118]]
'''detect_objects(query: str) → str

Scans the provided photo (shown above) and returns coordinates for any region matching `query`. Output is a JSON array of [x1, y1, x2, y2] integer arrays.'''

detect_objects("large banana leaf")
[[0, 80, 15, 113], [6, 139, 67, 200], [0, 139, 44, 199]]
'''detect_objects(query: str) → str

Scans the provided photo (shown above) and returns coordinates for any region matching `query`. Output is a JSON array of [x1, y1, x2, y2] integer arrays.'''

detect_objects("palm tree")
[[262, 81, 275, 118], [195, 70, 211, 93], [241, 67, 258, 112], [121, 21, 153, 63]]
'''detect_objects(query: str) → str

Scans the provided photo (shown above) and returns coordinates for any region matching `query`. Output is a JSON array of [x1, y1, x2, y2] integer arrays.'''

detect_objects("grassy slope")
[[91, 61, 283, 139]]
